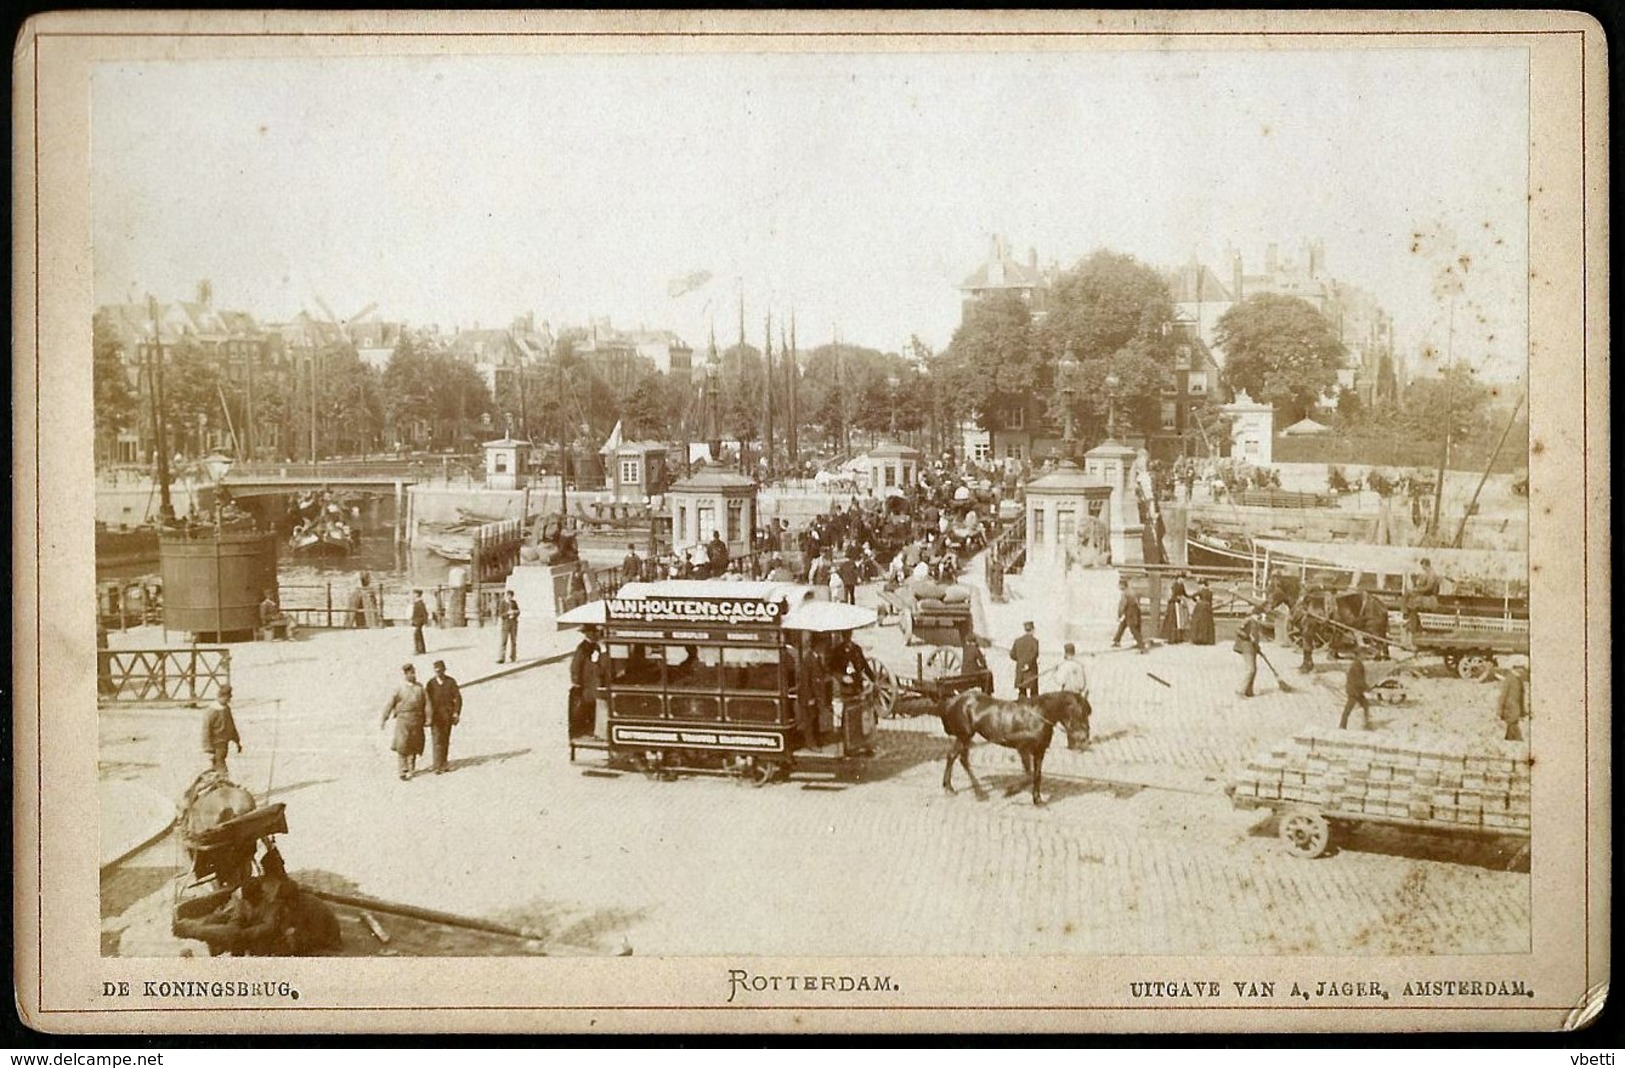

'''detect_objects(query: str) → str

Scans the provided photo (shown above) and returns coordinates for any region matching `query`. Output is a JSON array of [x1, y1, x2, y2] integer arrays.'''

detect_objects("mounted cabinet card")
[[11, 9, 1608, 1036]]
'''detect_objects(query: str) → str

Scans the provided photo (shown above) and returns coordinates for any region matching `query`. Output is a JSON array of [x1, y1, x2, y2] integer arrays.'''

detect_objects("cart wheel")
[[873, 662, 899, 718], [898, 608, 914, 645], [926, 647, 961, 674], [1372, 680, 1408, 705], [1457, 652, 1497, 682], [1278, 808, 1333, 859]]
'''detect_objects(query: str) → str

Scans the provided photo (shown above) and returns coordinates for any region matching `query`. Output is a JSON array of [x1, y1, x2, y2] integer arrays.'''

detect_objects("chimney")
[[1231, 251, 1244, 303], [1265, 243, 1279, 273], [197, 279, 213, 308], [1028, 247, 1038, 270]]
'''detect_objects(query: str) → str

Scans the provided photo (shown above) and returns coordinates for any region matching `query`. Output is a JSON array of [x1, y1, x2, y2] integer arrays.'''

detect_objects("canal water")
[[95, 491, 466, 590]]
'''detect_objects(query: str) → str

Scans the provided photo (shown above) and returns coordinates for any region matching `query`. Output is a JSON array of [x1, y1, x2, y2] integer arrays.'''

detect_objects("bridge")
[[219, 460, 478, 498]]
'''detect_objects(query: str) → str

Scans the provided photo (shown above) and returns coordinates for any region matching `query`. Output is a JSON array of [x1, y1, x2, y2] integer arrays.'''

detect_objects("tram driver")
[[826, 630, 878, 757]]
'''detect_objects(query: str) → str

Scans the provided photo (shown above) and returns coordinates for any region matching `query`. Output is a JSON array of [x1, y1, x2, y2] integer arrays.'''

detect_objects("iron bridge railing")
[[100, 646, 231, 703]]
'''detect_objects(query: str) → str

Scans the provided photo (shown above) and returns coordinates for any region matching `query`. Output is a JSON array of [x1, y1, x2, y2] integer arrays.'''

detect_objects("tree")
[[382, 333, 438, 449], [1399, 364, 1491, 445], [316, 349, 384, 457], [160, 337, 223, 458], [92, 311, 137, 462], [1038, 249, 1176, 363], [1215, 294, 1347, 422], [939, 291, 1038, 460], [1030, 250, 1181, 448]]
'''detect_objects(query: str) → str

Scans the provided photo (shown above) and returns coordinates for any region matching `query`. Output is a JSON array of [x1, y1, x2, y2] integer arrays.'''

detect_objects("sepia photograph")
[[14, 10, 1607, 1034]]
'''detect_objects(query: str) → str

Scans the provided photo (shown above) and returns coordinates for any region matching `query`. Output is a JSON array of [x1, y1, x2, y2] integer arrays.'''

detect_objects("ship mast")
[[147, 296, 176, 525]]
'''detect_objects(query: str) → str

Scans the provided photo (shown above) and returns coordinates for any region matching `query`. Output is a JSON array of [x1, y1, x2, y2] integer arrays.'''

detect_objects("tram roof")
[[617, 579, 809, 601]]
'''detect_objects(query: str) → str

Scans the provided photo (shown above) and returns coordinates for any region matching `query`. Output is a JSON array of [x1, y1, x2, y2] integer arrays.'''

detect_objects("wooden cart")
[[869, 645, 994, 719], [1400, 609, 1530, 681], [1229, 791, 1530, 866]]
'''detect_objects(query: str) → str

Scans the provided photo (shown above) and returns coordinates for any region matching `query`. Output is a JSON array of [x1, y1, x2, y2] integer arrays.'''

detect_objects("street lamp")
[[1058, 347, 1079, 457], [704, 358, 722, 463], [201, 451, 234, 641], [1104, 370, 1121, 442], [886, 371, 900, 439]]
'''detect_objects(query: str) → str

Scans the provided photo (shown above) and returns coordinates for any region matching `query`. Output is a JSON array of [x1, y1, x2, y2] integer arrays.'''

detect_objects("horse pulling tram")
[[560, 581, 883, 783]]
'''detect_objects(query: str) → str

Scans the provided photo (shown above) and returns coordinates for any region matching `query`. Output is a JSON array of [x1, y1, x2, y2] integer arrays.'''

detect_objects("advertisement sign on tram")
[[605, 595, 789, 628]]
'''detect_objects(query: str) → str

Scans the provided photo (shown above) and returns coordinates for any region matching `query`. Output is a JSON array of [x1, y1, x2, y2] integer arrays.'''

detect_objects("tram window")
[[613, 692, 662, 719], [611, 642, 663, 686], [669, 694, 721, 721], [666, 645, 719, 690], [726, 696, 779, 724], [721, 646, 780, 692]]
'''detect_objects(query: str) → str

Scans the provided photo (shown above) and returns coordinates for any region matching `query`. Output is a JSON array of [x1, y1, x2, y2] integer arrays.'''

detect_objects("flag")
[[668, 270, 713, 299]]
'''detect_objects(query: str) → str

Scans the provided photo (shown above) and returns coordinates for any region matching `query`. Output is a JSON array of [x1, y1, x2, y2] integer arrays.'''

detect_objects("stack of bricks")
[[1231, 728, 1530, 831]]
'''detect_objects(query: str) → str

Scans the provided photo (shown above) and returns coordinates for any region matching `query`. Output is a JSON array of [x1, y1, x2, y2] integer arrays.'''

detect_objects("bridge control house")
[[667, 462, 758, 563]]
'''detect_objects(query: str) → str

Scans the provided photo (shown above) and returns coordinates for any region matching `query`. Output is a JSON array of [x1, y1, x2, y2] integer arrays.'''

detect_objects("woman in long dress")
[[1161, 574, 1191, 644], [1190, 578, 1216, 645]]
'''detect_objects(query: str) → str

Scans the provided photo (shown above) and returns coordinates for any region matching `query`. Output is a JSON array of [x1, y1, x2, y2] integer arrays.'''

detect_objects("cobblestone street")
[[101, 599, 1531, 959]]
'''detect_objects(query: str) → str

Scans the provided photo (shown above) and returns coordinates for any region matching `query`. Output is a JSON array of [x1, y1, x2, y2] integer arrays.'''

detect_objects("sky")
[[92, 46, 1529, 380]]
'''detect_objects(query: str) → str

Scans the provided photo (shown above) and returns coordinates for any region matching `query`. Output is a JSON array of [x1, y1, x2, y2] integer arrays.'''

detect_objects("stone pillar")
[[1083, 439, 1143, 567]]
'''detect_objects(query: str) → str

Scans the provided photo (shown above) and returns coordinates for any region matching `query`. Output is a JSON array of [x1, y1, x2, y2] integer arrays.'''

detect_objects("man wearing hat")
[[380, 663, 428, 780], [425, 660, 463, 775], [569, 625, 604, 739], [410, 590, 430, 655], [1010, 621, 1040, 701], [203, 683, 242, 775], [1113, 579, 1148, 653]]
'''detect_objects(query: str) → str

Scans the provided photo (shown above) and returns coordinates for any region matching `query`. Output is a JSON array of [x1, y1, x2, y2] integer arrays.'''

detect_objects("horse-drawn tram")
[[559, 580, 883, 782]]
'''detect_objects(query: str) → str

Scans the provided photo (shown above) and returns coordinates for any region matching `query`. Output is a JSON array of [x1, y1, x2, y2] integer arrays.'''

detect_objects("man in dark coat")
[[706, 530, 729, 578], [1497, 664, 1530, 741], [203, 684, 242, 774], [1234, 610, 1264, 698], [835, 554, 859, 605], [622, 543, 643, 584], [569, 625, 604, 739], [410, 590, 429, 655], [1113, 580, 1148, 653], [380, 663, 427, 780], [1339, 649, 1371, 730], [496, 590, 520, 663], [1010, 621, 1040, 701], [825, 631, 878, 754], [425, 659, 463, 774]]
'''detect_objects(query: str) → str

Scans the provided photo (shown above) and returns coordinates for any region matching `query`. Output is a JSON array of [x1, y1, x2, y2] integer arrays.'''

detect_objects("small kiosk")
[[558, 581, 880, 781], [1024, 459, 1114, 568], [865, 442, 923, 495], [482, 437, 533, 491], [667, 462, 758, 562], [600, 440, 670, 505]]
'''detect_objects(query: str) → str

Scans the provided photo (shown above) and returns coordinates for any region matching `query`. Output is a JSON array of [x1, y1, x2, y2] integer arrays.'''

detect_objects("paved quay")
[[101, 575, 1530, 958]]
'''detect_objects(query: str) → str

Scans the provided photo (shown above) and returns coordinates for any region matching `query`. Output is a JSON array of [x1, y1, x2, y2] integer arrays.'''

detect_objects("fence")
[[983, 525, 1027, 602], [100, 646, 231, 703], [1117, 562, 1261, 621], [1270, 431, 1528, 473]]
